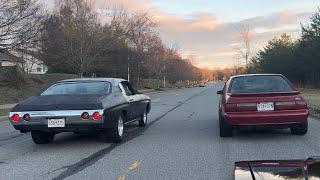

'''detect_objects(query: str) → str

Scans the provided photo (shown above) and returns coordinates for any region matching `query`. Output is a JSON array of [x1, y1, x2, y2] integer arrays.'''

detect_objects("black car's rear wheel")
[[219, 110, 233, 137], [290, 121, 308, 135], [104, 115, 124, 143], [31, 131, 55, 144], [139, 111, 148, 127]]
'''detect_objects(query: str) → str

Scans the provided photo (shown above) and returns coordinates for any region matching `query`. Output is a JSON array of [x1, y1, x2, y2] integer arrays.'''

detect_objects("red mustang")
[[217, 74, 308, 137]]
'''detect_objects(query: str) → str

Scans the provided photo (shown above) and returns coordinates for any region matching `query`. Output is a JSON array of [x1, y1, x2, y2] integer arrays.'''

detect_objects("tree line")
[[0, 0, 210, 88], [246, 9, 320, 87]]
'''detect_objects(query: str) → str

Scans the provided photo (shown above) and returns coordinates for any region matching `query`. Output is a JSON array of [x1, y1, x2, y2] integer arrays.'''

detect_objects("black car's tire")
[[291, 121, 308, 135], [31, 131, 55, 144], [139, 111, 147, 127], [219, 111, 233, 137], [105, 115, 124, 143]]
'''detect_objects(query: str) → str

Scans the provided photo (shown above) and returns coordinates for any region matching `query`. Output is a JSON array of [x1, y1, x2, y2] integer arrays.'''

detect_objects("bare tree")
[[57, 0, 102, 77], [0, 0, 44, 50], [40, 2, 208, 84], [145, 35, 165, 88], [236, 24, 252, 67], [109, 9, 157, 85]]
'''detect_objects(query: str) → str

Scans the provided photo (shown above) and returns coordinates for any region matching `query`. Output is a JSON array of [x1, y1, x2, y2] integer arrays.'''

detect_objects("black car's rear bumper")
[[13, 122, 114, 133]]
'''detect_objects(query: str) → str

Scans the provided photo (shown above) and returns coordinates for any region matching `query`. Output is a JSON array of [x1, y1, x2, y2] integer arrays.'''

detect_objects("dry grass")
[[0, 108, 10, 117], [0, 73, 78, 105], [299, 88, 320, 117]]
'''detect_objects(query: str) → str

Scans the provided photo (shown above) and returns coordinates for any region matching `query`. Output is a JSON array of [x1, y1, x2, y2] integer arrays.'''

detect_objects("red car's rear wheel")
[[219, 110, 233, 137], [290, 121, 308, 135]]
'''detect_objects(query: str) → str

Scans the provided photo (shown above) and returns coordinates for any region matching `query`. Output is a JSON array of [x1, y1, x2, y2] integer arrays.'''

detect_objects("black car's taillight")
[[92, 112, 101, 120], [81, 112, 89, 120], [11, 114, 20, 122], [23, 114, 30, 121]]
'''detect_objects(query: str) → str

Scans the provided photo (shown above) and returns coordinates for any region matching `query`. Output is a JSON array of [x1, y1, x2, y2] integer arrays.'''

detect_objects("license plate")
[[48, 118, 65, 128], [257, 102, 274, 111]]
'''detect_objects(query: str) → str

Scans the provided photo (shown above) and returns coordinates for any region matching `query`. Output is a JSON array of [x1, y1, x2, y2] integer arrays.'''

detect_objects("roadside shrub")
[[0, 66, 30, 87]]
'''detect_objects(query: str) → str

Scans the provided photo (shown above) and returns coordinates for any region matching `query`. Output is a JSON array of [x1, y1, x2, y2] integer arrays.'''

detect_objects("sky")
[[44, 0, 319, 69]]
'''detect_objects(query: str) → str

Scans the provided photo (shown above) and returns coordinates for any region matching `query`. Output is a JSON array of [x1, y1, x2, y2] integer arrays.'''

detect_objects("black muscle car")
[[9, 78, 151, 144]]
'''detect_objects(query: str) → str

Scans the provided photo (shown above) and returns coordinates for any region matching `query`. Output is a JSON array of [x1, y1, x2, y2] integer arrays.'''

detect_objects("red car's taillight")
[[295, 100, 307, 108], [225, 103, 238, 112], [225, 103, 257, 112], [92, 112, 101, 120], [275, 100, 307, 110], [11, 114, 20, 122]]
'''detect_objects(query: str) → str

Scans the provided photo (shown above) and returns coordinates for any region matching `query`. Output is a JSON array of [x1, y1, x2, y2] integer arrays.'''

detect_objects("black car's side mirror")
[[217, 90, 223, 95]]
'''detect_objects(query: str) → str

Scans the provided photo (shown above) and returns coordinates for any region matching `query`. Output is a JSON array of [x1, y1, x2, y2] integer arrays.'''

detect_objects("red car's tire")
[[31, 131, 55, 144], [219, 111, 233, 137], [290, 121, 308, 135]]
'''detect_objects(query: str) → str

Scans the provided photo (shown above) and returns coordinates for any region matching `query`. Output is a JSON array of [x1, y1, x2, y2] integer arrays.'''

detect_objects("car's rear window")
[[230, 75, 294, 94], [41, 82, 111, 95], [251, 167, 304, 180]]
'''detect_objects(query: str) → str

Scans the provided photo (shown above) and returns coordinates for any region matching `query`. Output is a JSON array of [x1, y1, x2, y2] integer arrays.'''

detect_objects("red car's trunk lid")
[[229, 91, 300, 97]]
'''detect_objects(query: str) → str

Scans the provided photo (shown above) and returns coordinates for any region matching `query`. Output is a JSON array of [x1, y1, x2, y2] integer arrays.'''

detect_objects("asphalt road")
[[0, 83, 319, 180]]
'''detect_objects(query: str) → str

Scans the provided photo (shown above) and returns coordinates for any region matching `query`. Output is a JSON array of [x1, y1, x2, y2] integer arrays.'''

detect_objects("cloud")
[[241, 11, 311, 30], [44, 0, 314, 69], [157, 9, 312, 69], [94, 0, 150, 11], [160, 12, 218, 31]]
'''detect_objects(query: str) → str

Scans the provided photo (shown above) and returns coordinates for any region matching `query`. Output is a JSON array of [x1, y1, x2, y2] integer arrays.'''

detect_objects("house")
[[18, 52, 48, 74], [0, 49, 48, 74], [0, 49, 24, 67]]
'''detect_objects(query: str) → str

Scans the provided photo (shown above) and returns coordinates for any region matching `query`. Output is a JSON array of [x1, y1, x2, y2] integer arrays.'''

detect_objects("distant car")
[[9, 78, 151, 144], [199, 83, 206, 87], [217, 74, 308, 137], [235, 157, 320, 179]]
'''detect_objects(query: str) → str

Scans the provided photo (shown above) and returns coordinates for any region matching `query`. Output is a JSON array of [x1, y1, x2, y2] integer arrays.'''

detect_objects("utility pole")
[[127, 47, 130, 82], [163, 65, 166, 88]]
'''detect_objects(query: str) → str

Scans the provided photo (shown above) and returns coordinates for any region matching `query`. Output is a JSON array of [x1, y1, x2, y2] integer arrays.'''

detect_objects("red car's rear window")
[[229, 75, 295, 94]]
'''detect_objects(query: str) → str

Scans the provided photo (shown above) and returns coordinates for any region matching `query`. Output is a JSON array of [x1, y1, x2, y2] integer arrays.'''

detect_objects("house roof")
[[0, 49, 24, 63]]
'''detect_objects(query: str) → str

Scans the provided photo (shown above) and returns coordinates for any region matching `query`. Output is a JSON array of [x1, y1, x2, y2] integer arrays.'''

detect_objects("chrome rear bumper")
[[9, 109, 106, 132]]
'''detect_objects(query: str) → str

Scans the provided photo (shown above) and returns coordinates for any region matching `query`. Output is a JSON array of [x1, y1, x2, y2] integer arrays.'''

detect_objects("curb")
[[139, 89, 156, 93], [139, 88, 177, 94], [0, 116, 7, 122], [0, 103, 17, 110]]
